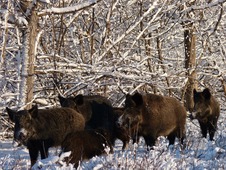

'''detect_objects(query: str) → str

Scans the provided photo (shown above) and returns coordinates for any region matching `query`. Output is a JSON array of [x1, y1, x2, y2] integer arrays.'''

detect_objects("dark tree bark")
[[184, 26, 197, 112], [26, 8, 38, 109]]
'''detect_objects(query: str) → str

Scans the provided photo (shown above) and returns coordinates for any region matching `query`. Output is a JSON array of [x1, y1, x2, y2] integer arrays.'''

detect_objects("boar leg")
[[143, 135, 155, 150], [198, 121, 208, 138], [27, 140, 39, 167], [132, 134, 140, 144], [39, 139, 54, 159], [168, 133, 176, 145], [122, 140, 129, 151], [208, 121, 216, 141], [180, 131, 186, 145]]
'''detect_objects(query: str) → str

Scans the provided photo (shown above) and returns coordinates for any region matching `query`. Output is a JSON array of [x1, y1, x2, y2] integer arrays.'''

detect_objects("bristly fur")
[[22, 107, 85, 146], [61, 128, 113, 168], [59, 94, 129, 150], [118, 92, 187, 149], [6, 105, 85, 167], [190, 88, 220, 140]]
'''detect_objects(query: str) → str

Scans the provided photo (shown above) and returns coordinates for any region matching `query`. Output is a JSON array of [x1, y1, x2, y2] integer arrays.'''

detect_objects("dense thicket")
[[0, 0, 226, 134]]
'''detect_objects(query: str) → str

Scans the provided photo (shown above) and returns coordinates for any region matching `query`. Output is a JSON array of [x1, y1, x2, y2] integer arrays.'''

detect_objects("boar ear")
[[29, 105, 38, 118], [74, 94, 84, 105], [125, 94, 135, 107], [203, 88, 211, 100], [193, 88, 198, 101], [6, 107, 16, 122], [132, 92, 143, 106], [58, 95, 66, 106]]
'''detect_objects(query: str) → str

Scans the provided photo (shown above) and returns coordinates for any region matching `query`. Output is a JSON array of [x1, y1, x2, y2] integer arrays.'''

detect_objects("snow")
[[0, 0, 226, 169], [1, 112, 225, 169], [38, 0, 51, 4], [38, 0, 100, 16]]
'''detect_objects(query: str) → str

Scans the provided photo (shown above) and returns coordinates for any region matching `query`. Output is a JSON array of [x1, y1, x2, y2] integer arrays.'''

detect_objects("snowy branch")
[[181, 0, 226, 14], [38, 0, 101, 16], [96, 1, 159, 63]]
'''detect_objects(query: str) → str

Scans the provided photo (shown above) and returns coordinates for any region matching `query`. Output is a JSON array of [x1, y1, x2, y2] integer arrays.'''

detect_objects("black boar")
[[189, 88, 220, 140], [58, 94, 111, 122], [117, 92, 187, 149], [61, 128, 113, 168], [59, 94, 129, 150], [6, 105, 85, 167]]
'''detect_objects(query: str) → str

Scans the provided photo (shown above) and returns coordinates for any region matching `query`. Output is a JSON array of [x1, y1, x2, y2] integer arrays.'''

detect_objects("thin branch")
[[38, 0, 101, 16]]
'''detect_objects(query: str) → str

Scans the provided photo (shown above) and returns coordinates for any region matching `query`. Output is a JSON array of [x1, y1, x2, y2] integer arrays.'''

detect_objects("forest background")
[[0, 0, 225, 152], [0, 0, 226, 111], [0, 0, 226, 169]]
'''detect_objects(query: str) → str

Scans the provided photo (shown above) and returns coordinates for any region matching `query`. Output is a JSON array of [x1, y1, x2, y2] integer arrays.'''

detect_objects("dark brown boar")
[[6, 105, 85, 167], [61, 128, 113, 168], [117, 92, 187, 149], [58, 94, 111, 122], [189, 88, 220, 140], [59, 94, 114, 132], [59, 94, 129, 150]]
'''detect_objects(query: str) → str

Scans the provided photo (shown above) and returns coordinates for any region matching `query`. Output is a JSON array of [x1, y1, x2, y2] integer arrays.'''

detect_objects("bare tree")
[[180, 1, 197, 111], [0, 0, 225, 110], [183, 24, 197, 111]]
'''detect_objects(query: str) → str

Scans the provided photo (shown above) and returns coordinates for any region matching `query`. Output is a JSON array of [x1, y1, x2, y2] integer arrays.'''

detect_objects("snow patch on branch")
[[38, 0, 101, 16]]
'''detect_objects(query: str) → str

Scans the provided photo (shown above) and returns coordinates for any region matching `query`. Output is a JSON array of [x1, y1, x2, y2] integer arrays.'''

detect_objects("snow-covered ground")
[[0, 111, 225, 170]]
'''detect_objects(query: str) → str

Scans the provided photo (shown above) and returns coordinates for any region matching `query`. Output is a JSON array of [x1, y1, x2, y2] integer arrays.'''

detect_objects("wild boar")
[[189, 88, 220, 140], [6, 105, 85, 167], [117, 92, 186, 149]]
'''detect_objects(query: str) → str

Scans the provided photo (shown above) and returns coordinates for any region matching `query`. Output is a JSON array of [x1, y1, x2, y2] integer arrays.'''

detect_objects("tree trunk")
[[18, 3, 38, 109], [184, 26, 197, 112], [26, 9, 38, 109], [220, 79, 226, 96], [157, 36, 172, 96]]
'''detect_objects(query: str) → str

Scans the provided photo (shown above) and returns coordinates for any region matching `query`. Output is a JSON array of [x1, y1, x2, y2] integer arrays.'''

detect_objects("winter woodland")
[[0, 0, 226, 169]]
